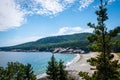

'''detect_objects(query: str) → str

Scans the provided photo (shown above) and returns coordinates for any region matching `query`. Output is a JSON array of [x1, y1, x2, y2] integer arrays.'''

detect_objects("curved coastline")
[[36, 54, 80, 79], [66, 54, 80, 66], [36, 73, 47, 79]]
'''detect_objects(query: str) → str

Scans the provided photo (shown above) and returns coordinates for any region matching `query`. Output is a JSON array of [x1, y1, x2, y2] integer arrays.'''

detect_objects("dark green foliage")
[[58, 60, 67, 80], [1, 33, 119, 52], [0, 62, 36, 80], [46, 55, 59, 80], [25, 64, 36, 80], [79, 72, 92, 80], [79, 0, 120, 80], [112, 35, 120, 52], [79, 54, 120, 80], [0, 67, 7, 80], [0, 33, 91, 52], [46, 55, 69, 80], [89, 54, 120, 80]]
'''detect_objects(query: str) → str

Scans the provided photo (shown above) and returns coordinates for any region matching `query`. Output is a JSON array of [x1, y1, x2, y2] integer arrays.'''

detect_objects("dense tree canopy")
[[0, 62, 36, 80], [0, 33, 91, 52], [46, 54, 73, 80], [46, 55, 59, 80]]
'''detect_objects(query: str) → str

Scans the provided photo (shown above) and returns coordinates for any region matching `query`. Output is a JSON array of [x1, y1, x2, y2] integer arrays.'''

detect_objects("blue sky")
[[0, 0, 120, 47]]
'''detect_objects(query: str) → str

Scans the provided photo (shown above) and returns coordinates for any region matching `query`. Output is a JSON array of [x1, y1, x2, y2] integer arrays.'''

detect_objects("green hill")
[[0, 33, 92, 52], [0, 33, 120, 52]]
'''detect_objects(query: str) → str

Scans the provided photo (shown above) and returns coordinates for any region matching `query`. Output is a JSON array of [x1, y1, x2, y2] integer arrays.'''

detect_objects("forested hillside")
[[0, 33, 119, 52], [0, 33, 91, 52]]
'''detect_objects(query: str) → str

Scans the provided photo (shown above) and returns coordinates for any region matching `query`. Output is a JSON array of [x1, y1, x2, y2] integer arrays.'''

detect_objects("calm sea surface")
[[0, 52, 75, 75]]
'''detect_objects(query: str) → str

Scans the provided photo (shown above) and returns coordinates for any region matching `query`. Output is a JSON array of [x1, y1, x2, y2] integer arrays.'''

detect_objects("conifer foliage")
[[46, 54, 68, 80], [0, 62, 36, 80], [79, 0, 120, 80], [58, 60, 68, 80], [46, 54, 59, 80]]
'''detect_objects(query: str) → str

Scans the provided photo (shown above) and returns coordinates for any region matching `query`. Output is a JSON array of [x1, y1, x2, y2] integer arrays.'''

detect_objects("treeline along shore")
[[0, 47, 85, 54], [0, 33, 91, 53], [0, 33, 120, 53]]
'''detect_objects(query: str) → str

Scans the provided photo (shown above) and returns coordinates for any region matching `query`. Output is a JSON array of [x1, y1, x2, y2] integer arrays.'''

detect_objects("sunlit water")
[[0, 52, 75, 75]]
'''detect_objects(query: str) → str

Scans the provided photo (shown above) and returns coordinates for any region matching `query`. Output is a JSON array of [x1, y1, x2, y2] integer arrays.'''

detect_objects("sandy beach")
[[66, 52, 96, 80], [37, 52, 120, 80], [37, 52, 97, 80]]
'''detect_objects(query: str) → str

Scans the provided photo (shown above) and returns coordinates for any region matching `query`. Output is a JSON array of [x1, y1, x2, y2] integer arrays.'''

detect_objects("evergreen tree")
[[46, 54, 71, 80], [58, 60, 67, 80], [79, 0, 120, 80], [46, 54, 59, 80], [0, 62, 36, 80], [0, 67, 7, 80], [25, 64, 36, 80]]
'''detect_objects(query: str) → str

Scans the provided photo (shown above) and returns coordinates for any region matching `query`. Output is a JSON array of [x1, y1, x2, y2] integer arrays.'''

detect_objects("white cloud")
[[79, 0, 94, 10], [35, 0, 63, 15], [15, 0, 76, 16], [108, 0, 116, 3], [34, 0, 116, 15], [0, 0, 26, 31], [56, 27, 93, 35], [0, 0, 76, 31], [35, 0, 75, 15], [0, 0, 116, 31], [65, 0, 75, 4]]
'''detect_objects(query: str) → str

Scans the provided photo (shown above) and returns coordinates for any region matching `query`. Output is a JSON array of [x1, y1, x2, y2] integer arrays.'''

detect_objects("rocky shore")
[[2, 47, 85, 54], [53, 48, 85, 54]]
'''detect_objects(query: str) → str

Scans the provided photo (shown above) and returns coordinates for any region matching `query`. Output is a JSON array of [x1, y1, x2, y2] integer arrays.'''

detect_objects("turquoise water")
[[0, 52, 75, 75]]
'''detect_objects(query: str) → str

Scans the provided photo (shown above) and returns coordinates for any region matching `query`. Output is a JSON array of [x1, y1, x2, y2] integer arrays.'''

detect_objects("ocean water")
[[0, 52, 75, 75]]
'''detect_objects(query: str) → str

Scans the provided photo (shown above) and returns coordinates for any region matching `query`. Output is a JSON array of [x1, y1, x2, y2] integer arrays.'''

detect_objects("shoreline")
[[65, 52, 96, 80], [36, 53, 80, 80], [37, 52, 100, 80], [36, 73, 47, 79], [66, 54, 80, 66]]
